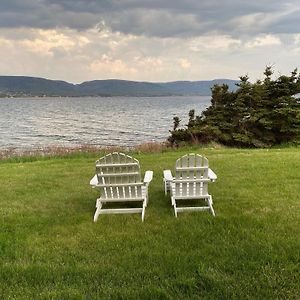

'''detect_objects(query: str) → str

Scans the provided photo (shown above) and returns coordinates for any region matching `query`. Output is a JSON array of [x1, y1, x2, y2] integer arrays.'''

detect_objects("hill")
[[0, 76, 238, 97], [0, 76, 76, 97], [78, 79, 173, 96], [159, 79, 238, 96]]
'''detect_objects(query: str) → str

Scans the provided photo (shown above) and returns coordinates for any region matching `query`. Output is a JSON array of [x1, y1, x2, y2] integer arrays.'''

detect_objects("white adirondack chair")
[[163, 154, 217, 217], [90, 152, 153, 222]]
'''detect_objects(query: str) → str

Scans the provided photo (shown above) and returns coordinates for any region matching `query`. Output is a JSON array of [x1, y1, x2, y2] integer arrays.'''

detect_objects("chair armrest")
[[208, 168, 217, 182], [163, 170, 173, 182], [163, 170, 173, 195], [143, 171, 153, 184], [90, 174, 98, 187]]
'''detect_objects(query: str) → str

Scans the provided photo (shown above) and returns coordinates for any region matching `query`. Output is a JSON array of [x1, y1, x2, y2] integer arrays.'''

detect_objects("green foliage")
[[169, 67, 300, 147]]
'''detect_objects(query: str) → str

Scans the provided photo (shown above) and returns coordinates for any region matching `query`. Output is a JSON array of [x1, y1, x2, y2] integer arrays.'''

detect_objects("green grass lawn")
[[0, 147, 299, 299]]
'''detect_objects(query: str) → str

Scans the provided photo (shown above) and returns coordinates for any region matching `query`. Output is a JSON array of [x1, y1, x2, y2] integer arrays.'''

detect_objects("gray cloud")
[[0, 0, 299, 37], [271, 11, 300, 34]]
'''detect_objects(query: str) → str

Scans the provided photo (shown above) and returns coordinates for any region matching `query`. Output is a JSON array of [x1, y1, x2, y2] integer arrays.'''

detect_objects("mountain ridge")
[[0, 76, 238, 97]]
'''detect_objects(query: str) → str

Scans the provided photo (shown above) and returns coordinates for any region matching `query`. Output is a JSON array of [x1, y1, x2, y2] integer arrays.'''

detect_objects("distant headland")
[[0, 76, 238, 97]]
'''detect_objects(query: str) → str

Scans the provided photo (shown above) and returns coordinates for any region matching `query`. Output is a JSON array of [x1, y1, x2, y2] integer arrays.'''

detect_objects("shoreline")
[[0, 95, 210, 99], [0, 142, 169, 160]]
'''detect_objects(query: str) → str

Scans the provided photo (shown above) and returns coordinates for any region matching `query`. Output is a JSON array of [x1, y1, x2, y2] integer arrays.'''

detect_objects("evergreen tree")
[[169, 67, 300, 147]]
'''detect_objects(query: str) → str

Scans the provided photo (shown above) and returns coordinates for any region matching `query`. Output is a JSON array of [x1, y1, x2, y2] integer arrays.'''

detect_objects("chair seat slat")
[[96, 162, 139, 168], [94, 182, 144, 187], [97, 172, 140, 177], [176, 166, 208, 171], [172, 178, 211, 183]]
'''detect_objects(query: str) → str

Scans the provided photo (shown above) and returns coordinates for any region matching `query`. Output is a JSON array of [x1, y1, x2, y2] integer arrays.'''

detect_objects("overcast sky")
[[0, 0, 299, 83]]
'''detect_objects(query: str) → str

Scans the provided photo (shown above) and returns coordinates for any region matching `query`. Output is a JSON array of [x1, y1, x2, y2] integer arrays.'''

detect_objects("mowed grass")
[[0, 147, 299, 299]]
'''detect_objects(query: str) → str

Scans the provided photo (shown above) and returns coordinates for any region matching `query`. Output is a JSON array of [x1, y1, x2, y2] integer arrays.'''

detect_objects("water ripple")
[[0, 96, 210, 149]]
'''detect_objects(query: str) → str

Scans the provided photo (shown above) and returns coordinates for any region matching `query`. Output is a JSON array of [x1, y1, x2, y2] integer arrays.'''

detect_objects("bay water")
[[0, 96, 210, 149]]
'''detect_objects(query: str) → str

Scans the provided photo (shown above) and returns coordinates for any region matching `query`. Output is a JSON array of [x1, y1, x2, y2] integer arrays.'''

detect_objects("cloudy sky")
[[0, 0, 299, 83]]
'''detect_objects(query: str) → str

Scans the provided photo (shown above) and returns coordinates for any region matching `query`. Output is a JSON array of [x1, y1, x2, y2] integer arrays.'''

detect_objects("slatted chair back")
[[95, 152, 142, 201], [174, 154, 210, 197]]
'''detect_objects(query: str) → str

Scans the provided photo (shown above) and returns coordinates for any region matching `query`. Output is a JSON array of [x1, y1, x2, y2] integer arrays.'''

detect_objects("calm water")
[[0, 96, 210, 149]]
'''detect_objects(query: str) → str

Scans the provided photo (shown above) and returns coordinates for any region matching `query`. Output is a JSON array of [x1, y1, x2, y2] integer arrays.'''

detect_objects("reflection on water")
[[0, 96, 210, 149]]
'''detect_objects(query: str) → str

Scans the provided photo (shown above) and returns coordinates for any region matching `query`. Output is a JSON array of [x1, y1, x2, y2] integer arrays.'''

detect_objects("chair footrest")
[[98, 208, 143, 215]]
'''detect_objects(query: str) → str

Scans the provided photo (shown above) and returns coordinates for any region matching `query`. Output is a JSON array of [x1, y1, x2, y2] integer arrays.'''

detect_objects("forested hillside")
[[0, 76, 238, 97]]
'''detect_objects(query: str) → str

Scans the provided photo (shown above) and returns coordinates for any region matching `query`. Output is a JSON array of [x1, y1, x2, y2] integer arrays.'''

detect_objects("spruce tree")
[[169, 67, 300, 147]]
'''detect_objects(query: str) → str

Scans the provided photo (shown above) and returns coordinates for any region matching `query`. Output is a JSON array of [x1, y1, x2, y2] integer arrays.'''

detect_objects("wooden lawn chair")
[[163, 154, 217, 217], [90, 152, 153, 222]]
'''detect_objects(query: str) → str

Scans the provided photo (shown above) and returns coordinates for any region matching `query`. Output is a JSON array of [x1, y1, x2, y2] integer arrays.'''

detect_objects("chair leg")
[[171, 196, 175, 206], [94, 199, 102, 222], [164, 179, 168, 195], [208, 196, 215, 217], [171, 196, 178, 217], [141, 200, 146, 222], [173, 201, 178, 218]]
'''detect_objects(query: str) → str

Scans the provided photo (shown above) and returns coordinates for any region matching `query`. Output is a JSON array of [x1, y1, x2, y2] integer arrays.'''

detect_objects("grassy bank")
[[0, 147, 299, 299]]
